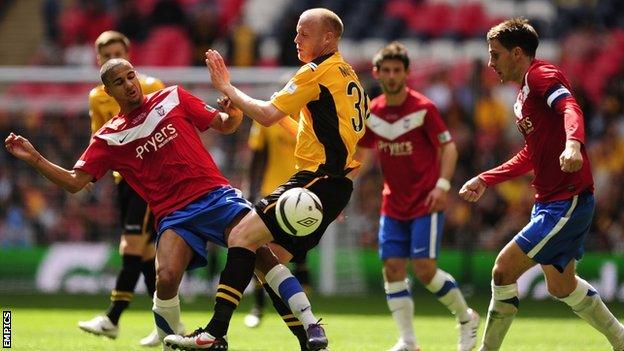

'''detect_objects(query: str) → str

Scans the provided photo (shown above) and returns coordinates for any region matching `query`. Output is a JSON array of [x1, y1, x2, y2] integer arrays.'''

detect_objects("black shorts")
[[255, 171, 353, 262], [117, 180, 155, 240]]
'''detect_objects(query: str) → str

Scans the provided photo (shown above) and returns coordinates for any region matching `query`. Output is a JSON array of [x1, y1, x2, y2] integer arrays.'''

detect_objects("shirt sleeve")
[[248, 121, 266, 151], [423, 104, 452, 147], [528, 66, 585, 143], [88, 92, 106, 135], [73, 137, 112, 181], [177, 86, 219, 131], [270, 66, 319, 117], [478, 145, 533, 186]]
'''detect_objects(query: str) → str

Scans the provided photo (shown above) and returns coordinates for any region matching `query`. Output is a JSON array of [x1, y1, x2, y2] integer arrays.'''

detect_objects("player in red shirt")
[[459, 18, 624, 350], [5, 58, 319, 350], [359, 42, 479, 351]]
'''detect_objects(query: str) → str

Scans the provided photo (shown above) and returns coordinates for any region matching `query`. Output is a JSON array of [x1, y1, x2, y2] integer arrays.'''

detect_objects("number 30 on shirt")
[[347, 81, 370, 132]]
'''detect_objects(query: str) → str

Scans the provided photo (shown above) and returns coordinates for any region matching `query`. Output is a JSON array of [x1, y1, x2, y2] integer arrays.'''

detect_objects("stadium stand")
[[1, 0, 624, 257]]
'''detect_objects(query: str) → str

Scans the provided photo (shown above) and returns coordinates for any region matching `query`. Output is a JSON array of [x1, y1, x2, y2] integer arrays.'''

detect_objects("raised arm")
[[205, 50, 287, 127], [5, 133, 93, 193]]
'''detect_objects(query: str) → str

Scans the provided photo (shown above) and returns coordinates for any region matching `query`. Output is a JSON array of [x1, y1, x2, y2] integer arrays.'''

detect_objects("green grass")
[[2, 293, 623, 350]]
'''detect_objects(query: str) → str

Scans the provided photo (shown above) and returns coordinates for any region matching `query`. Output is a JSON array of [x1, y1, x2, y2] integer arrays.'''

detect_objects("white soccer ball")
[[275, 187, 323, 237]]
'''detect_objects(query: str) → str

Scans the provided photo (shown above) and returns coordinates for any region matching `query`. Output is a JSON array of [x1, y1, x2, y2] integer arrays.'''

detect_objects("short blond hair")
[[94, 31, 130, 53], [302, 8, 344, 38]]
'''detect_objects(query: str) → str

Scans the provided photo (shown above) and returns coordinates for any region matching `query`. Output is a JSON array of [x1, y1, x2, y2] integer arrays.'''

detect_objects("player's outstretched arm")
[[5, 133, 92, 193], [459, 176, 487, 202], [205, 50, 286, 127]]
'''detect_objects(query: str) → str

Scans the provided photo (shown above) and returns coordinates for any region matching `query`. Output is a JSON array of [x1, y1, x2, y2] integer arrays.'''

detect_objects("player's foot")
[[78, 315, 119, 339], [140, 321, 185, 347], [306, 320, 328, 351], [458, 308, 480, 351], [387, 339, 420, 351], [139, 329, 160, 347], [243, 306, 262, 328], [163, 328, 227, 350]]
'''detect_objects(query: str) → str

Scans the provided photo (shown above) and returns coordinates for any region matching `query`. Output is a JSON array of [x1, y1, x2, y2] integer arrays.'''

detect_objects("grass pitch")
[[3, 292, 622, 350]]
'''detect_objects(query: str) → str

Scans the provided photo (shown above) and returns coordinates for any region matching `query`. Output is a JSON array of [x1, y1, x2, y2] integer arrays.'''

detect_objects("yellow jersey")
[[271, 52, 369, 177], [88, 75, 165, 183], [88, 75, 165, 133], [248, 121, 297, 196]]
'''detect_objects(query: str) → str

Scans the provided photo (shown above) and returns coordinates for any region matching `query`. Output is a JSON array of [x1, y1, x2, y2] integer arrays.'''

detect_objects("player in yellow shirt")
[[77, 31, 169, 347], [165, 8, 369, 351]]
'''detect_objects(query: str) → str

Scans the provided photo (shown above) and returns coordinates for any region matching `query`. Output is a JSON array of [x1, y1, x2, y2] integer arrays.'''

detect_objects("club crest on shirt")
[[156, 105, 165, 116]]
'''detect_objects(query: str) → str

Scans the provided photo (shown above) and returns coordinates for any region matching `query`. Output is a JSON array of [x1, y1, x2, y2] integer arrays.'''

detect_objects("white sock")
[[559, 277, 624, 349], [265, 264, 316, 328], [386, 279, 416, 346], [152, 293, 181, 340], [481, 282, 519, 351], [425, 269, 471, 323]]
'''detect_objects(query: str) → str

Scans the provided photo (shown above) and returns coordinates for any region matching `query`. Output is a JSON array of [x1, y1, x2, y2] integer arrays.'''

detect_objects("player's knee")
[[412, 263, 436, 284], [383, 262, 406, 282], [547, 282, 574, 298], [227, 217, 270, 250], [227, 224, 255, 248], [156, 265, 180, 291], [492, 264, 508, 285], [119, 236, 144, 255]]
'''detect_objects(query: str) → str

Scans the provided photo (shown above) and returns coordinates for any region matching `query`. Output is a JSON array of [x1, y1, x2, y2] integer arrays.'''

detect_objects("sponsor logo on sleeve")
[[283, 80, 297, 94], [437, 131, 451, 143]]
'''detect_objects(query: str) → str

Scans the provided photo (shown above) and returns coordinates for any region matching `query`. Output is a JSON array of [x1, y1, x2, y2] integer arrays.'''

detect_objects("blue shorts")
[[378, 212, 445, 260], [514, 192, 594, 272], [157, 186, 252, 270]]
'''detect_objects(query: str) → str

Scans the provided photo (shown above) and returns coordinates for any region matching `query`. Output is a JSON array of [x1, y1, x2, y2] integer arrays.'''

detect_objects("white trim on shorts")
[[527, 195, 579, 258], [429, 212, 438, 259]]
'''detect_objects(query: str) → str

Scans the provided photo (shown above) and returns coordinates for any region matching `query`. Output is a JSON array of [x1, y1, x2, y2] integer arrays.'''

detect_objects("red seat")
[[141, 26, 192, 66]]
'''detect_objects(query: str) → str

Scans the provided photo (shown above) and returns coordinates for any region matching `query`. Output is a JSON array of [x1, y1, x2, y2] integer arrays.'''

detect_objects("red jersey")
[[359, 88, 452, 220], [74, 85, 229, 223], [479, 60, 593, 202]]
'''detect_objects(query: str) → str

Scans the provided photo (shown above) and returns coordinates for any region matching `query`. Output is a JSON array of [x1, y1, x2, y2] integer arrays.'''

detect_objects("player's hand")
[[5, 133, 40, 164], [205, 50, 232, 93], [425, 187, 448, 212], [217, 96, 242, 119], [459, 176, 487, 202], [559, 139, 583, 172]]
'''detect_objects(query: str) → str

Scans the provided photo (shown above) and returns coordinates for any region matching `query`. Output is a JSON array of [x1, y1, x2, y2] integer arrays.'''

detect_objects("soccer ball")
[[275, 187, 323, 237]]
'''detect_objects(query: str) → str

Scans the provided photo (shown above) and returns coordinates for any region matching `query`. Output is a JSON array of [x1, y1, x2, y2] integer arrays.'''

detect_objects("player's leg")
[[293, 255, 312, 294], [139, 226, 161, 347], [410, 212, 478, 351], [379, 215, 419, 351], [152, 229, 193, 341], [256, 244, 312, 351], [480, 241, 535, 351], [243, 278, 266, 328], [544, 261, 624, 350], [78, 183, 150, 339]]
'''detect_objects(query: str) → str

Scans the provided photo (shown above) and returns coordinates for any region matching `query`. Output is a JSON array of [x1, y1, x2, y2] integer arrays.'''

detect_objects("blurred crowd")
[[1, 0, 623, 254]]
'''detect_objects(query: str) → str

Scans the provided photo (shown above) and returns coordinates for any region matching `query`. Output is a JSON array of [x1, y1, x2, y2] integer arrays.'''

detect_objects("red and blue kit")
[[359, 88, 452, 220], [74, 85, 229, 223], [479, 60, 593, 201]]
